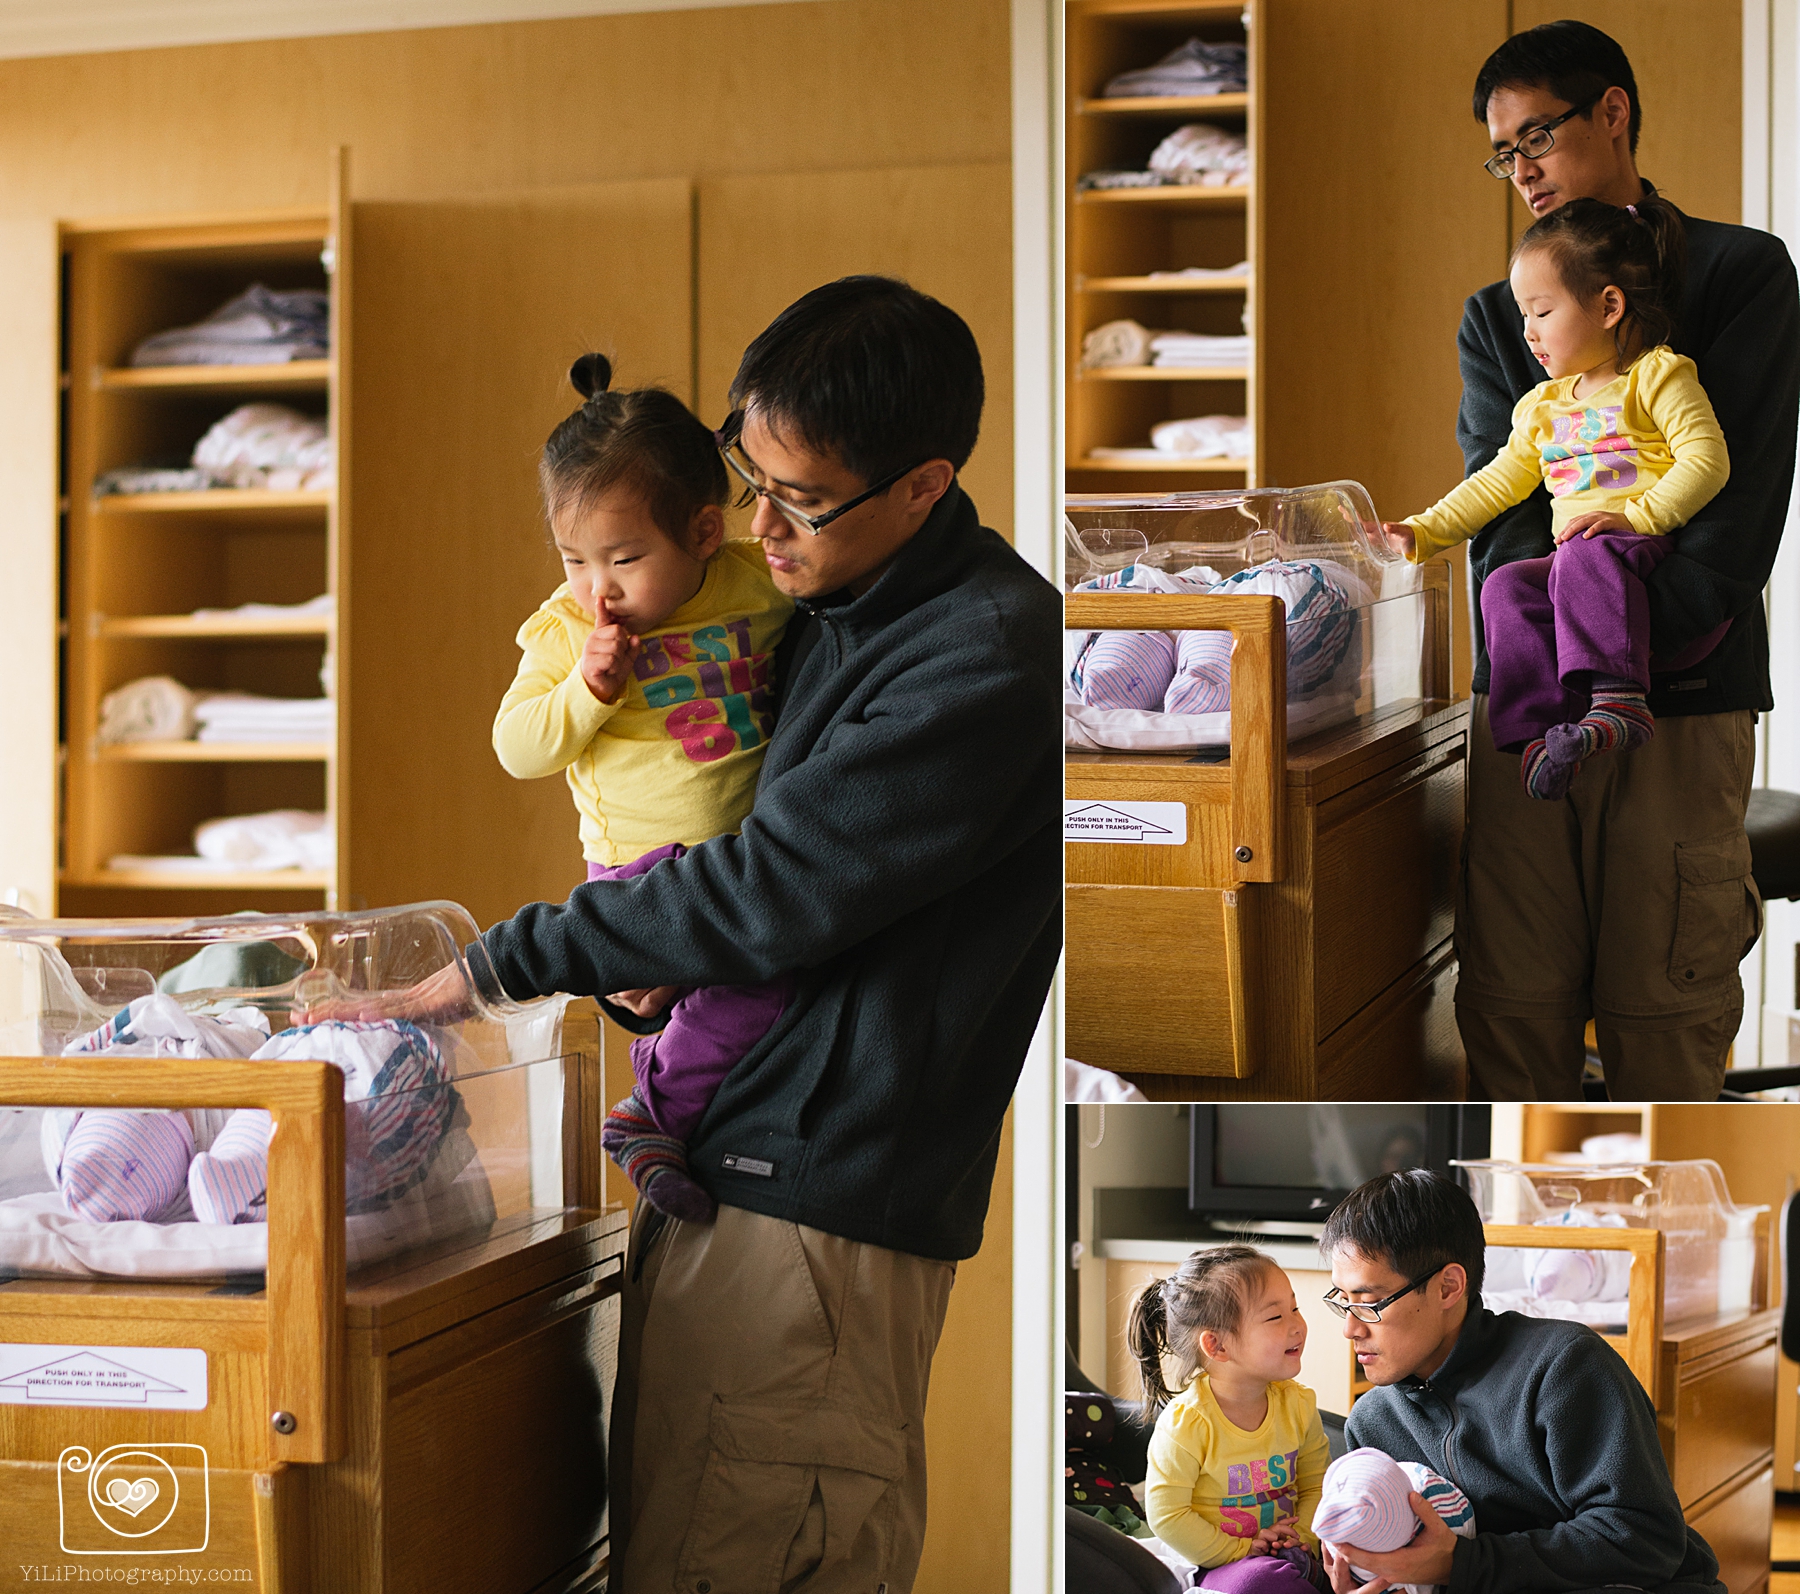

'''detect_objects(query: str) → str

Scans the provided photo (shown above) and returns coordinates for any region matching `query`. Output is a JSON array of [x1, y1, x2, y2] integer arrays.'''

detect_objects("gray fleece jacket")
[[1344, 1308, 1721, 1594]]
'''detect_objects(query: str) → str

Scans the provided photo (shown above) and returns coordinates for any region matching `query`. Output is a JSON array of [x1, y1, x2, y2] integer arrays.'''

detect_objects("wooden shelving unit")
[[59, 159, 349, 915], [1067, 1, 1257, 492]]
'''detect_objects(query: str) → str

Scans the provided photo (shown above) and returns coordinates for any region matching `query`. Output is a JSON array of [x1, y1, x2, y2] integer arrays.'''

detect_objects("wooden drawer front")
[[1315, 941, 1464, 1102], [1066, 884, 1241, 1077], [1313, 752, 1463, 1039], [1669, 1338, 1778, 1508], [0, 1457, 270, 1578], [1686, 1465, 1773, 1594]]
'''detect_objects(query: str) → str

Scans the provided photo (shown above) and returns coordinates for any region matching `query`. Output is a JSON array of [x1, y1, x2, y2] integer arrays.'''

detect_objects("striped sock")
[[1520, 736, 1578, 801], [601, 1091, 716, 1223], [188, 1108, 273, 1225], [1563, 679, 1656, 760]]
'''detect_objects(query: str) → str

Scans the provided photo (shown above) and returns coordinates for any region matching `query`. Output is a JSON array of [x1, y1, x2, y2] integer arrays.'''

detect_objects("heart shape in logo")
[[103, 1477, 159, 1518]]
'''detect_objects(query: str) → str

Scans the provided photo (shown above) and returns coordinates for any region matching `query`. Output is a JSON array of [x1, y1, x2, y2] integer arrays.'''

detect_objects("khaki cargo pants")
[[1456, 695, 1763, 1102], [608, 1202, 955, 1593]]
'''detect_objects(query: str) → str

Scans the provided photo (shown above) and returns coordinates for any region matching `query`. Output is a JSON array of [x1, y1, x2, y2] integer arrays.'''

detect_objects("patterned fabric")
[[1315, 1447, 1475, 1594], [1066, 1391, 1150, 1535], [1081, 630, 1179, 710], [252, 1021, 457, 1210], [54, 1111, 194, 1223], [187, 1109, 276, 1225]]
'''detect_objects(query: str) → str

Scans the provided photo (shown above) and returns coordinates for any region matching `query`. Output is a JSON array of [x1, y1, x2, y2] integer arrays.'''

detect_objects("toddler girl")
[[1129, 1245, 1330, 1593], [493, 354, 792, 1224], [1382, 195, 1729, 799]]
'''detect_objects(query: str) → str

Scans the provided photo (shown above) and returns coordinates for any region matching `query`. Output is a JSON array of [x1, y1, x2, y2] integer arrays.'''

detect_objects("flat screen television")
[[1189, 1105, 1490, 1224]]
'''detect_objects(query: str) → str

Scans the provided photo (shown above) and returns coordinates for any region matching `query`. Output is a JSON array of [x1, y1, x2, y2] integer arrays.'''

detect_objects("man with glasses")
[[1452, 21, 1799, 1100], [1317, 1170, 1721, 1594], [476, 275, 1060, 1590]]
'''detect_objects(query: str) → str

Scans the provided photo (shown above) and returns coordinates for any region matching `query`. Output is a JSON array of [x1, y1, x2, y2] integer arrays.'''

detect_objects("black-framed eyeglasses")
[[716, 409, 920, 537], [1321, 1264, 1446, 1323], [1483, 93, 1603, 179]]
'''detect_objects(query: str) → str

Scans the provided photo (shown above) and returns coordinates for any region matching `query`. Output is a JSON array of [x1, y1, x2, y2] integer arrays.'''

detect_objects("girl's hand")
[[607, 985, 682, 1019], [579, 602, 640, 704], [1250, 1523, 1303, 1555], [1556, 510, 1634, 544], [1378, 521, 1416, 559]]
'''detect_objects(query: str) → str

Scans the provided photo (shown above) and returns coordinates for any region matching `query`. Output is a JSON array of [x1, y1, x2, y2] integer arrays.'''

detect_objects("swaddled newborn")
[[1314, 1448, 1475, 1594], [45, 994, 455, 1225]]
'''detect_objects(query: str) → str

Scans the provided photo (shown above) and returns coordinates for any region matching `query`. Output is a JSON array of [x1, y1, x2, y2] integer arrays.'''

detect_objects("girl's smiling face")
[[552, 487, 724, 632], [1510, 246, 1626, 381], [1204, 1264, 1308, 1385]]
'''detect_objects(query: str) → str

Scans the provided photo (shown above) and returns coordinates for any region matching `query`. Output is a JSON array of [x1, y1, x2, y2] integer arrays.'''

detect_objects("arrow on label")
[[1063, 801, 1185, 846]]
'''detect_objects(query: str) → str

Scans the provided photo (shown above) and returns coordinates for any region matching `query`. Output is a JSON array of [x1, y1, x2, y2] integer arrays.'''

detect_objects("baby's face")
[[1220, 1264, 1308, 1384], [552, 489, 718, 635]]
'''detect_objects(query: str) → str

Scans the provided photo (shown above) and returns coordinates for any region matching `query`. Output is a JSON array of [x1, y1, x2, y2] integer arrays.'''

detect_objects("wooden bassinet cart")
[[0, 929, 624, 1592]]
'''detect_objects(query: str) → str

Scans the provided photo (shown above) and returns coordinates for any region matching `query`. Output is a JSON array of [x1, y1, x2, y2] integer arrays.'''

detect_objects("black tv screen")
[[1189, 1105, 1488, 1222]]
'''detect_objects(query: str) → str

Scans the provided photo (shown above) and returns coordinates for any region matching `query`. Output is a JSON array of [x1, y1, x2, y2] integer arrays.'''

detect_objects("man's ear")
[[1597, 84, 1632, 143], [903, 459, 956, 516], [1438, 1262, 1470, 1311]]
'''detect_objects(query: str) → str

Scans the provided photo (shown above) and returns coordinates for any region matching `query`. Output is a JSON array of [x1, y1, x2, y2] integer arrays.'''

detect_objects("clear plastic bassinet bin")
[[0, 902, 580, 1281], [1457, 1158, 1765, 1330], [1064, 482, 1428, 752]]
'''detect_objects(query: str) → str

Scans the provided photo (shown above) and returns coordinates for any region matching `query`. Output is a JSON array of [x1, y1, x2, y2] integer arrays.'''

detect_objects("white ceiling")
[[0, 0, 820, 60]]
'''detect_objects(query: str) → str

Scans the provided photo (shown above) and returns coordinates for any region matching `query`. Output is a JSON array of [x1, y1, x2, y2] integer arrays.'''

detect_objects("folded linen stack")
[[1150, 332, 1251, 368], [1150, 414, 1252, 458], [196, 810, 333, 871], [190, 594, 334, 624], [1102, 38, 1247, 98], [1148, 261, 1251, 282], [192, 403, 333, 491], [1147, 124, 1249, 187], [1081, 319, 1156, 369], [193, 693, 333, 744], [131, 284, 329, 368]]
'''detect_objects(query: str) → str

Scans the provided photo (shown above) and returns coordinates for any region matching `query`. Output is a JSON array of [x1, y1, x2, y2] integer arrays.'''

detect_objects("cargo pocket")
[[1667, 826, 1762, 990], [675, 1397, 909, 1594]]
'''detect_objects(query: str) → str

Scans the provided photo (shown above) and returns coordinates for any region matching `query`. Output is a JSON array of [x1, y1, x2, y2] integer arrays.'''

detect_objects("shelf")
[[93, 489, 330, 514], [99, 613, 332, 640], [96, 741, 331, 762], [1081, 274, 1249, 293], [96, 360, 331, 392], [1079, 366, 1249, 380], [1077, 92, 1248, 116], [1074, 0, 1246, 17], [1076, 184, 1250, 206], [1073, 454, 1251, 472], [68, 867, 331, 891]]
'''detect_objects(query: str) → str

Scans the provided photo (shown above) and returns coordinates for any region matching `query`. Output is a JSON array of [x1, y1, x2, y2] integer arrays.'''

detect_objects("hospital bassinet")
[[0, 902, 623, 1591], [1064, 484, 1467, 1099]]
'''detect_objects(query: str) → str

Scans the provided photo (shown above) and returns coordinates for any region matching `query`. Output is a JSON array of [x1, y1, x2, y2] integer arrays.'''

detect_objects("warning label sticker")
[[1063, 801, 1187, 846], [0, 1346, 207, 1410]]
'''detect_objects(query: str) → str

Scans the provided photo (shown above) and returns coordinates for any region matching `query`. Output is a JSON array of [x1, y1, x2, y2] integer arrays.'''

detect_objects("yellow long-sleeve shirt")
[[1404, 343, 1729, 560], [1144, 1375, 1330, 1570], [493, 539, 793, 866]]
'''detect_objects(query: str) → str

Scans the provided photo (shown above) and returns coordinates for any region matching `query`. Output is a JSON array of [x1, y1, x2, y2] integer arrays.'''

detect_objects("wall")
[[0, 3, 1019, 1585]]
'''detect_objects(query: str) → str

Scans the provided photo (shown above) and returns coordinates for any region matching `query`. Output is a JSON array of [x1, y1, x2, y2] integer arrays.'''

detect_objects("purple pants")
[[1481, 532, 1728, 750], [587, 845, 793, 1141], [1193, 1548, 1325, 1594]]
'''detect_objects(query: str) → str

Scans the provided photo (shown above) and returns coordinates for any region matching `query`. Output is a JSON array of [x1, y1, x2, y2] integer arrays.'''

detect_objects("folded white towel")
[[96, 676, 197, 744], [192, 693, 334, 743], [1081, 319, 1154, 369], [194, 810, 333, 872], [190, 594, 333, 623], [1151, 414, 1252, 458], [1148, 124, 1250, 186]]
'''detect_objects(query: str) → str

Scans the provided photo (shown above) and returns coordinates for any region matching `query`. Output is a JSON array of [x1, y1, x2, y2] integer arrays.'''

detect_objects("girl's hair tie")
[[1626, 203, 1640, 219]]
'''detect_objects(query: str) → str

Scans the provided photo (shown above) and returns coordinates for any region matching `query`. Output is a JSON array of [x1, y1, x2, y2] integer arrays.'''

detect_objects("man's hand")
[[1556, 510, 1634, 544], [1321, 1541, 1389, 1594], [607, 985, 682, 1019], [579, 601, 640, 704], [296, 962, 477, 1026], [1329, 1493, 1458, 1591]]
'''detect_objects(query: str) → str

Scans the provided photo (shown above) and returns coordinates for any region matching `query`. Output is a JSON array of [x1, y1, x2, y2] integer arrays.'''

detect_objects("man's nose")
[[751, 495, 791, 541], [1512, 154, 1544, 189]]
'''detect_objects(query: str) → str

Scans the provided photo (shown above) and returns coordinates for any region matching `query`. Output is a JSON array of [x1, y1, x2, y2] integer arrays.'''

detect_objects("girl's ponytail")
[[570, 352, 614, 402], [1127, 1277, 1177, 1417], [1630, 193, 1687, 347]]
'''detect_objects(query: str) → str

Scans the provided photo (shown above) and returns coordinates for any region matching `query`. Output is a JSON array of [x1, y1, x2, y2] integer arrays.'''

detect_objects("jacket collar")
[[793, 481, 983, 642]]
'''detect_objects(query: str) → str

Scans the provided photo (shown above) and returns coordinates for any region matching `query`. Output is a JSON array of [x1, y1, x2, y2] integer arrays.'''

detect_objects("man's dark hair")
[[1473, 19, 1641, 154], [1321, 1169, 1486, 1299], [728, 275, 983, 485]]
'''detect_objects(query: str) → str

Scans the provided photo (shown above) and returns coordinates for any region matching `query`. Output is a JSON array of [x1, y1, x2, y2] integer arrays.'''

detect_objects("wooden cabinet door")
[[345, 181, 693, 925]]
